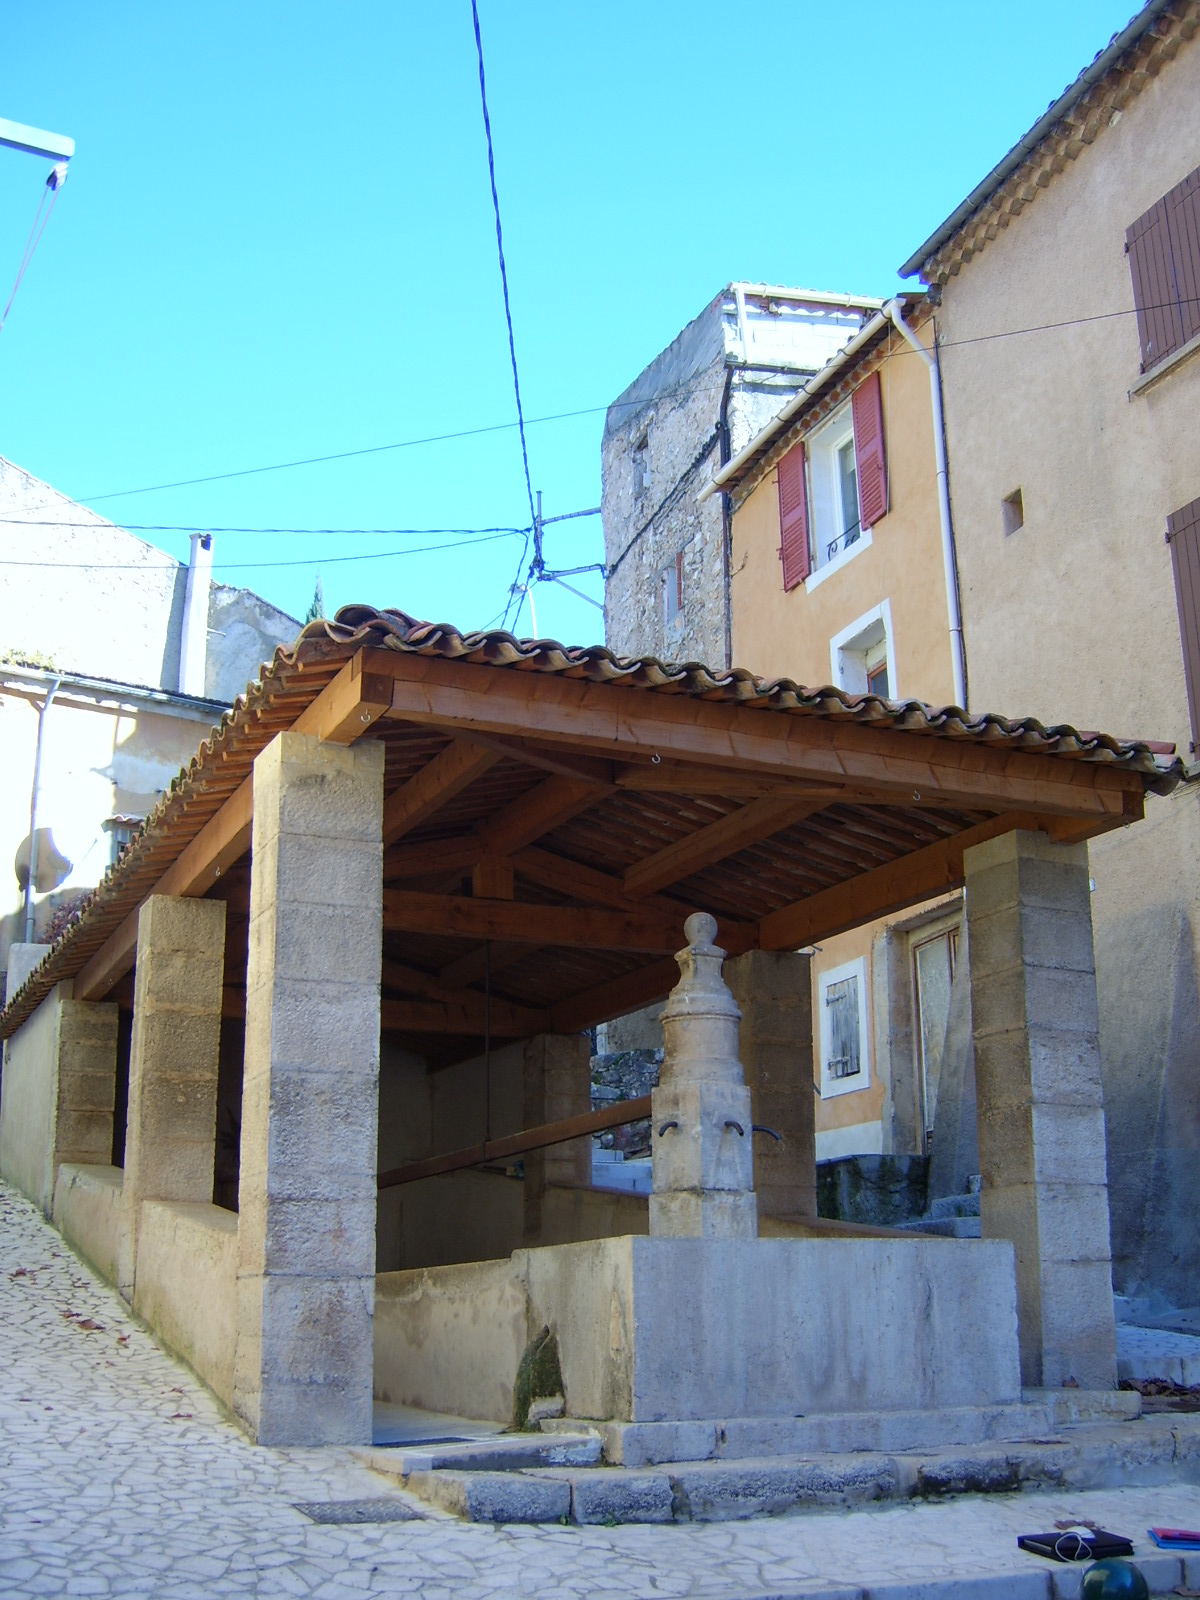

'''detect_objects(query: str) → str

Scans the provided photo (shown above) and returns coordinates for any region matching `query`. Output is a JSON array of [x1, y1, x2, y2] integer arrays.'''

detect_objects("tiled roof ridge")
[[903, 0, 1200, 285], [0, 603, 1184, 1039]]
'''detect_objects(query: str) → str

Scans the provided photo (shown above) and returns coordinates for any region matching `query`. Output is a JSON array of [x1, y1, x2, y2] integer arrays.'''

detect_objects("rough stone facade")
[[602, 286, 878, 667]]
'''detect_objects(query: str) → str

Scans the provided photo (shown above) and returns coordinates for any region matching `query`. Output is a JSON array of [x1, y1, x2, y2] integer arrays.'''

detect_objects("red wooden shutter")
[[1127, 198, 1185, 371], [1166, 167, 1200, 348], [1167, 495, 1200, 751], [777, 443, 811, 591], [852, 371, 887, 530]]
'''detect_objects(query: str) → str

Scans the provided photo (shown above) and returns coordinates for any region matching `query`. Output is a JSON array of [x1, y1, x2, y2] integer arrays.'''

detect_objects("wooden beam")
[[623, 793, 823, 898], [291, 652, 394, 744], [615, 762, 851, 799], [382, 742, 499, 846], [437, 941, 530, 988], [477, 774, 606, 855], [383, 889, 691, 953], [371, 650, 1137, 821], [515, 845, 682, 912], [377, 1095, 652, 1189], [381, 994, 550, 1038], [75, 778, 254, 1002], [385, 836, 480, 881], [758, 811, 1041, 951], [472, 856, 514, 899], [453, 730, 616, 788], [549, 958, 681, 1035]]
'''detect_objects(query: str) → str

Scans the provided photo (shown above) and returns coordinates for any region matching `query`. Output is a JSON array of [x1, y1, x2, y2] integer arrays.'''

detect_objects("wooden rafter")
[[382, 742, 499, 846], [382, 889, 709, 954], [623, 793, 825, 898], [381, 994, 550, 1038]]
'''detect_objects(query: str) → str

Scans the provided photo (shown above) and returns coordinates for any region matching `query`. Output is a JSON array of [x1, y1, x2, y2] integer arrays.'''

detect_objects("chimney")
[[179, 533, 212, 696]]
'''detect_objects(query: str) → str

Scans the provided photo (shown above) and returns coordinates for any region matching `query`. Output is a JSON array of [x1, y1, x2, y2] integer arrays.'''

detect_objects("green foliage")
[[303, 577, 325, 624], [0, 645, 58, 671], [511, 1325, 564, 1431]]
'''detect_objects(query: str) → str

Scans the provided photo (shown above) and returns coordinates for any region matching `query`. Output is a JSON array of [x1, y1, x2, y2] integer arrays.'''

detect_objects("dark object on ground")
[[1079, 1557, 1149, 1599], [1120, 1376, 1200, 1412], [293, 1499, 422, 1524], [1018, 1529, 1135, 1562]]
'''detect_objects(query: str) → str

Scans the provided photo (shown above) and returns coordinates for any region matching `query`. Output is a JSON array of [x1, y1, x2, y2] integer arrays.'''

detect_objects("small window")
[[1002, 488, 1024, 535], [831, 602, 895, 700], [808, 403, 862, 567], [662, 551, 683, 629], [633, 435, 651, 498], [102, 815, 143, 866], [818, 957, 871, 1099]]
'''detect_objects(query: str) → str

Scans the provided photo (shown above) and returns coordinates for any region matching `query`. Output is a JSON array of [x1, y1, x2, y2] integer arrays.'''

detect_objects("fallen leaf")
[[74, 1319, 104, 1332], [169, 1412, 193, 1421]]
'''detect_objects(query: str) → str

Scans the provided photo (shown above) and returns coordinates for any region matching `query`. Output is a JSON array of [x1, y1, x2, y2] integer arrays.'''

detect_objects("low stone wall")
[[0, 986, 61, 1211], [54, 1163, 124, 1284], [375, 1235, 1022, 1426], [133, 1201, 238, 1407]]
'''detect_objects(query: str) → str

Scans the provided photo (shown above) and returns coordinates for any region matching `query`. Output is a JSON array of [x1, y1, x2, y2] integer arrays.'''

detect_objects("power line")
[[471, 0, 536, 538], [0, 529, 521, 572], [0, 520, 525, 536]]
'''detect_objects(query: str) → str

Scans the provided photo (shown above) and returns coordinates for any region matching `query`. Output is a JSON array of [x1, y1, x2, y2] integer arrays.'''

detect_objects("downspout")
[[882, 299, 967, 710], [718, 368, 734, 670], [23, 677, 61, 943], [179, 533, 213, 697]]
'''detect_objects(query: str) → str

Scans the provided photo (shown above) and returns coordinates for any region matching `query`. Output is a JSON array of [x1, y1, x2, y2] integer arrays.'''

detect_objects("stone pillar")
[[54, 994, 120, 1179], [523, 1033, 591, 1240], [233, 731, 384, 1447], [118, 895, 227, 1298], [650, 913, 757, 1239], [725, 950, 815, 1221], [964, 830, 1116, 1389]]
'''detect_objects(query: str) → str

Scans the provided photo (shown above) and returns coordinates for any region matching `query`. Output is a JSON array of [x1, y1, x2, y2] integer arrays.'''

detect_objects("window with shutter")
[[1127, 165, 1200, 373], [776, 442, 811, 591], [852, 370, 888, 530], [818, 956, 871, 1099], [1167, 494, 1200, 751]]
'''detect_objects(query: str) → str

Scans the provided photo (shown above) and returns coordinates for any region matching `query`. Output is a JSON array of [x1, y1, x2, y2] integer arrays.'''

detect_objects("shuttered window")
[[1127, 166, 1200, 373], [1167, 495, 1200, 751], [851, 370, 888, 529], [777, 442, 811, 591], [825, 975, 861, 1080]]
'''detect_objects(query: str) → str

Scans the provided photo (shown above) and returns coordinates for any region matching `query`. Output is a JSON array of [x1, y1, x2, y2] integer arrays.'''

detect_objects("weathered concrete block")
[[405, 1469, 570, 1524], [650, 1083, 754, 1193], [133, 1201, 237, 1406], [570, 1470, 674, 1524]]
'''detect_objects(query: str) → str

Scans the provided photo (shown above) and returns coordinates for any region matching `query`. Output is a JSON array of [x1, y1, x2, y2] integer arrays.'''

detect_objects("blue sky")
[[1, 1, 1137, 645]]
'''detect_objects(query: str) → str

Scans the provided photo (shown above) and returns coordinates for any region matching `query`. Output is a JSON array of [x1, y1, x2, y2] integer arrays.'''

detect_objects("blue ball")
[[1079, 1558, 1150, 1600]]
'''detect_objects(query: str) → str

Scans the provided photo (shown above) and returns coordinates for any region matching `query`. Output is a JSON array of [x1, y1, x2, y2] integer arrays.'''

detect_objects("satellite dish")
[[14, 827, 73, 893]]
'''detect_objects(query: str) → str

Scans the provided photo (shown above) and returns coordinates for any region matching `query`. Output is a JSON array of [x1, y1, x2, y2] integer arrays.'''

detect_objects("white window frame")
[[830, 600, 897, 699], [803, 400, 869, 587], [818, 956, 871, 1099]]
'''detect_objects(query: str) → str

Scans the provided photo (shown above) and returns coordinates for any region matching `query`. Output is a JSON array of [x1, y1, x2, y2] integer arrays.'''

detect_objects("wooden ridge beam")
[[382, 741, 499, 846], [75, 777, 254, 1002], [624, 793, 824, 898], [377, 1095, 652, 1189], [381, 994, 550, 1038], [550, 957, 682, 1035], [382, 889, 695, 953], [478, 774, 606, 855], [369, 650, 1136, 821], [759, 810, 1040, 951]]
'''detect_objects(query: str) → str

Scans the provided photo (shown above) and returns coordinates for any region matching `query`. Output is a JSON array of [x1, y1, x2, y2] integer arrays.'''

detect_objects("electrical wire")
[[0, 170, 64, 335], [0, 520, 525, 536], [0, 528, 521, 572], [470, 0, 536, 539]]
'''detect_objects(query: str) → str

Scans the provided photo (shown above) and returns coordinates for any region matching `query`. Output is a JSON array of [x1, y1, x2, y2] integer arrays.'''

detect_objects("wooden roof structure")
[[0, 607, 1184, 1052]]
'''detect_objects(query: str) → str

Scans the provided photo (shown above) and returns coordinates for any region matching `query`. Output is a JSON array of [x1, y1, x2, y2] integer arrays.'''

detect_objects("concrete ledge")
[[405, 1469, 570, 1524], [133, 1201, 237, 1406], [53, 1163, 124, 1286]]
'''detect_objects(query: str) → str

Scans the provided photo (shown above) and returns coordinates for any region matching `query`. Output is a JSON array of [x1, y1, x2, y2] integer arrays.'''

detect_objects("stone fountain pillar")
[[650, 913, 758, 1239]]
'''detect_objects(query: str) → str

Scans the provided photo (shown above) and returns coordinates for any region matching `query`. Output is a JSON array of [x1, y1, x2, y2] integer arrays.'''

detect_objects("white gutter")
[[23, 678, 60, 943], [881, 298, 966, 710], [698, 310, 889, 504]]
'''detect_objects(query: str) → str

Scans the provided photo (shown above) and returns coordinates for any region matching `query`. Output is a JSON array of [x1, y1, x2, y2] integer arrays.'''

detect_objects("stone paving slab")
[[4, 1180, 1200, 1599]]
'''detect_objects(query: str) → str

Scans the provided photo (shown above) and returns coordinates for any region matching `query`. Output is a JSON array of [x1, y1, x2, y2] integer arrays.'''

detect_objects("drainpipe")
[[23, 677, 61, 943], [178, 533, 213, 697], [718, 368, 734, 671], [882, 299, 967, 710]]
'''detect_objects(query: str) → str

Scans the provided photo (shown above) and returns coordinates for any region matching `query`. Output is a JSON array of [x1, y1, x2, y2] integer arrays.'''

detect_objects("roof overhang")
[[0, 609, 1182, 1049]]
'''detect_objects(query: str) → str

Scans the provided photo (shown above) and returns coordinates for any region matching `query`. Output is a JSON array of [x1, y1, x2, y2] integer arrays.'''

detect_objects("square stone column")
[[119, 894, 227, 1297], [523, 1033, 591, 1240], [725, 951, 815, 1221], [233, 731, 384, 1447], [964, 829, 1116, 1389]]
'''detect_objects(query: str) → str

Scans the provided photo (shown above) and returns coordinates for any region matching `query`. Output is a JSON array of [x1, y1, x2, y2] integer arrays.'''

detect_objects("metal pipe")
[[881, 299, 967, 710], [23, 677, 61, 944]]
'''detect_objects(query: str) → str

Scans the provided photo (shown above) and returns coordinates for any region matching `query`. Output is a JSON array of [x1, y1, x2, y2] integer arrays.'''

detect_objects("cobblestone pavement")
[[3, 1181, 1200, 1600]]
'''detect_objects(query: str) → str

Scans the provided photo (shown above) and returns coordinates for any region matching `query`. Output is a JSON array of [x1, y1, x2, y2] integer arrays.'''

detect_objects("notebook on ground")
[[1149, 1527, 1200, 1550]]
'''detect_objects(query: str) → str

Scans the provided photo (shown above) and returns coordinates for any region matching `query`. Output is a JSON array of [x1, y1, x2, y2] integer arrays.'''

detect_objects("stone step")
[[384, 1413, 1200, 1526], [548, 1402, 1059, 1467], [929, 1192, 982, 1220], [356, 1430, 601, 1477], [900, 1215, 982, 1238]]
